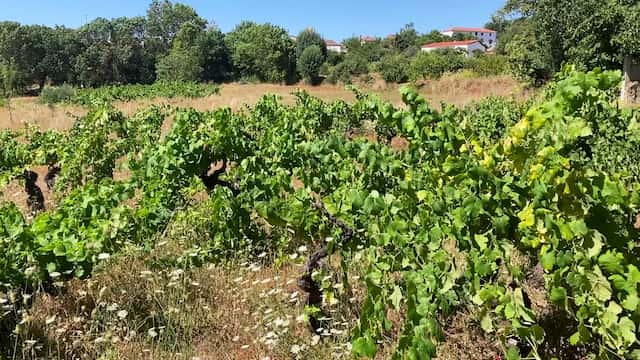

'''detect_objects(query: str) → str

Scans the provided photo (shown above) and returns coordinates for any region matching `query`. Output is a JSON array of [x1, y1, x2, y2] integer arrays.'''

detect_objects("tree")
[[225, 22, 296, 83], [0, 23, 48, 90], [145, 0, 206, 55], [0, 61, 18, 121], [297, 45, 324, 84], [416, 30, 449, 46], [156, 22, 203, 82], [75, 17, 150, 87], [495, 0, 640, 82], [156, 48, 202, 82], [296, 28, 327, 58], [393, 23, 418, 51], [197, 27, 232, 82]]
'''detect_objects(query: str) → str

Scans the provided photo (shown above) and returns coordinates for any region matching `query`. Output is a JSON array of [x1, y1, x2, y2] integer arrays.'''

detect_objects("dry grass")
[[9, 249, 353, 360], [0, 75, 528, 131]]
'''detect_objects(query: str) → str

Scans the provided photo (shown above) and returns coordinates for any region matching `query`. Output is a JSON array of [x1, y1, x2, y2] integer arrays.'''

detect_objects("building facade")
[[325, 40, 345, 53], [421, 40, 486, 57], [441, 27, 497, 50]]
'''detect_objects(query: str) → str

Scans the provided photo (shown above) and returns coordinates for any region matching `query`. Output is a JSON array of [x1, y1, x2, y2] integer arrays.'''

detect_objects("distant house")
[[441, 27, 497, 50], [360, 36, 377, 44], [326, 40, 346, 53], [421, 40, 486, 57]]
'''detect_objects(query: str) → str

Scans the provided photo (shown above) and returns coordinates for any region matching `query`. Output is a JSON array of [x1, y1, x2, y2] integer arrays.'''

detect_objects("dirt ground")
[[0, 75, 528, 130]]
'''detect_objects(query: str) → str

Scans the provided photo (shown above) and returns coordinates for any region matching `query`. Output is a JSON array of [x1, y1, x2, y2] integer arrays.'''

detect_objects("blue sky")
[[0, 0, 505, 40]]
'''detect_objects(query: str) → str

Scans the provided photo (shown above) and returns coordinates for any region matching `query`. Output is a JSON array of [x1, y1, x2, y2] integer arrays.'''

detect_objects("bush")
[[325, 51, 344, 66], [408, 50, 466, 81], [378, 54, 410, 83], [465, 54, 509, 77], [156, 49, 203, 82], [326, 55, 369, 84], [39, 84, 76, 105], [297, 45, 324, 85]]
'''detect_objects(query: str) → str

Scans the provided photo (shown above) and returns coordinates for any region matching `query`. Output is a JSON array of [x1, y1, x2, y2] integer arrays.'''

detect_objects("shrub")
[[465, 54, 509, 77], [408, 50, 465, 81], [39, 84, 76, 105], [378, 54, 410, 83], [326, 55, 369, 84], [325, 51, 344, 66], [297, 45, 324, 85]]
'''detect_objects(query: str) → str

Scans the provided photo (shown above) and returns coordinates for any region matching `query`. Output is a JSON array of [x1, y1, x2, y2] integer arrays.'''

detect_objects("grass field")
[[0, 75, 528, 130]]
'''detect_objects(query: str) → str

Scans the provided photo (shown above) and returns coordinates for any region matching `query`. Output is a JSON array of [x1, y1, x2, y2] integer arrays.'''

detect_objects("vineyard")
[[2, 68, 640, 359], [39, 82, 220, 107]]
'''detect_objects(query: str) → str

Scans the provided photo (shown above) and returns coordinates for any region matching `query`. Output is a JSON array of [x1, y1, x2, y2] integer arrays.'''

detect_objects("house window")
[[475, 32, 478, 36], [489, 40, 493, 44]]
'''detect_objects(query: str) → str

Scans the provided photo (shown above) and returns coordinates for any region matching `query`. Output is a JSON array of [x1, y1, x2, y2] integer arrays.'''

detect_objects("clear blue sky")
[[0, 0, 505, 41]]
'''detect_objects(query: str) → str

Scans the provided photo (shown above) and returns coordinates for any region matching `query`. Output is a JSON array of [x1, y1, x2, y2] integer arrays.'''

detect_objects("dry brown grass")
[[0, 75, 528, 131]]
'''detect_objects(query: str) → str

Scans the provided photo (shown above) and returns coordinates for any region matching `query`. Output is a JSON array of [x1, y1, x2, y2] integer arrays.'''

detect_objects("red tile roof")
[[360, 36, 376, 42], [444, 27, 496, 33], [326, 40, 342, 46], [422, 40, 480, 49]]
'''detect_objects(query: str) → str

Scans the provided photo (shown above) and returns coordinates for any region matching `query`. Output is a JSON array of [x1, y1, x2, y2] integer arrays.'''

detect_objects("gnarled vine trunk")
[[621, 56, 640, 103]]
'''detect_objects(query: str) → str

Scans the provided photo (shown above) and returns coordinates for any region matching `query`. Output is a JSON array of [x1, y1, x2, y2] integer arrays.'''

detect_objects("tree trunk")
[[622, 56, 640, 103]]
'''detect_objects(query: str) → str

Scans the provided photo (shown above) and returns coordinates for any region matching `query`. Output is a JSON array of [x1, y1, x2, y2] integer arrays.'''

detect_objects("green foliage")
[[297, 45, 325, 85], [393, 23, 418, 51], [145, 0, 206, 54], [0, 61, 18, 97], [156, 48, 203, 82], [496, 0, 640, 83], [5, 29, 640, 359], [505, 30, 554, 84], [296, 28, 327, 58], [75, 17, 151, 87], [378, 54, 410, 83], [464, 54, 509, 77], [326, 55, 369, 84], [225, 21, 296, 83], [38, 84, 76, 105], [408, 49, 466, 81], [197, 27, 232, 82], [70, 82, 219, 106]]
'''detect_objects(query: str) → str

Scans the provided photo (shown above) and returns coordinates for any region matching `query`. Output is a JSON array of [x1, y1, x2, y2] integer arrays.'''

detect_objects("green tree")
[[296, 28, 327, 58], [393, 23, 418, 51], [0, 61, 18, 121], [416, 30, 449, 46], [297, 45, 324, 84], [378, 54, 409, 83], [145, 0, 206, 55], [155, 22, 203, 82], [495, 0, 640, 82], [156, 49, 202, 82], [225, 21, 296, 83], [197, 27, 232, 82], [75, 17, 150, 87]]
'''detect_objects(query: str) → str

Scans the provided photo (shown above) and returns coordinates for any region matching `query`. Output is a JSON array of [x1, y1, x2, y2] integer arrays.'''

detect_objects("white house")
[[326, 40, 345, 53], [421, 40, 486, 57], [441, 27, 497, 50]]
